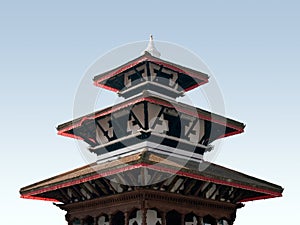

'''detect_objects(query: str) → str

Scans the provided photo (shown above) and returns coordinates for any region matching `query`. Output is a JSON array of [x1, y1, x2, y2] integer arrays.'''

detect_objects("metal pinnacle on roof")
[[142, 34, 161, 58]]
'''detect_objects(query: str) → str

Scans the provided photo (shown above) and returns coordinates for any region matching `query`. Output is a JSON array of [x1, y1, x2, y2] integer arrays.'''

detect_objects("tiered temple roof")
[[20, 37, 283, 225]]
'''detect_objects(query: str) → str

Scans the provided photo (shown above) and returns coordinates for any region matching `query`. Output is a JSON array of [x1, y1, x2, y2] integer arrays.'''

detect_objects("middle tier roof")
[[57, 92, 245, 155]]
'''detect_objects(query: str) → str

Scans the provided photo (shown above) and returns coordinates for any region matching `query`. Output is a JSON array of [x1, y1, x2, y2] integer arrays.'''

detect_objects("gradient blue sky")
[[1, 1, 299, 224]]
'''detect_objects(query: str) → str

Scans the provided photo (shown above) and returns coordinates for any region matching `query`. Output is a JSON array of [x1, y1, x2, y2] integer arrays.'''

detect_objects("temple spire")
[[142, 34, 161, 58]]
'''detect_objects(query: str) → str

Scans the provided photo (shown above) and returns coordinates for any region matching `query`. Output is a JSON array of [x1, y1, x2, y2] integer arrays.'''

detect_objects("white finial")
[[142, 34, 161, 58]]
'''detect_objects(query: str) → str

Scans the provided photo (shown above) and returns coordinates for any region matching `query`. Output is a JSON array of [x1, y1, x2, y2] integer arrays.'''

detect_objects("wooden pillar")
[[65, 214, 71, 225], [108, 214, 112, 225], [80, 219, 84, 225], [142, 208, 147, 225], [213, 218, 218, 225], [181, 213, 185, 225], [124, 211, 129, 225], [198, 217, 204, 225], [228, 220, 233, 225], [161, 212, 166, 225]]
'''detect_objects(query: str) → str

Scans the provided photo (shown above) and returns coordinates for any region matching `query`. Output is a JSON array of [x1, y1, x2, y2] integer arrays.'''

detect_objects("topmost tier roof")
[[93, 51, 209, 98]]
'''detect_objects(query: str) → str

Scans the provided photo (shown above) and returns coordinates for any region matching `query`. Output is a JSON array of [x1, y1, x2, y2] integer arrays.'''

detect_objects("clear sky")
[[1, 1, 299, 224]]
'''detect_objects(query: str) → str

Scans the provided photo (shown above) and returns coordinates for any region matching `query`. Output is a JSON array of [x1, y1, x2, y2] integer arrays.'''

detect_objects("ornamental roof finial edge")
[[142, 34, 161, 58]]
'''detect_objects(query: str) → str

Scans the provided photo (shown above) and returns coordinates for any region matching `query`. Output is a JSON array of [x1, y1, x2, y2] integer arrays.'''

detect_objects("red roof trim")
[[218, 130, 244, 140], [20, 195, 60, 202], [184, 83, 201, 92], [94, 82, 119, 92], [146, 163, 282, 200], [149, 59, 209, 81], [238, 194, 281, 202], [21, 164, 143, 197], [57, 97, 147, 138], [59, 132, 84, 140], [22, 163, 281, 202], [94, 56, 149, 85], [145, 97, 244, 132]]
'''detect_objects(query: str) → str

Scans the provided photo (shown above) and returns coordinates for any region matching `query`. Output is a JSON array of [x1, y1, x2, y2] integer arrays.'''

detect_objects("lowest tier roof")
[[20, 150, 283, 204]]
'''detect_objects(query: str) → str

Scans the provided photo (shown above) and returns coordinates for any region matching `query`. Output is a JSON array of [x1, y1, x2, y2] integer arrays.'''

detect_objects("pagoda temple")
[[20, 36, 283, 225]]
